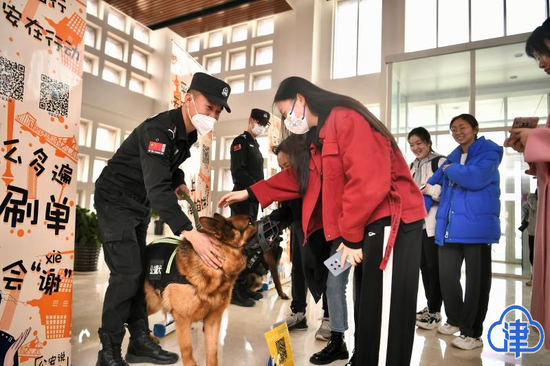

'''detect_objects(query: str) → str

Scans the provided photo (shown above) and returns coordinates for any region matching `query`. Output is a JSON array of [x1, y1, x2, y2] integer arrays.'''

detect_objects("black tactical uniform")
[[94, 72, 231, 365], [229, 131, 264, 219]]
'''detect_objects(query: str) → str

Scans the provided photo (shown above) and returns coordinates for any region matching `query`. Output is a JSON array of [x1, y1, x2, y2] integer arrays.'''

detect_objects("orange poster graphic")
[[0, 1, 84, 365]]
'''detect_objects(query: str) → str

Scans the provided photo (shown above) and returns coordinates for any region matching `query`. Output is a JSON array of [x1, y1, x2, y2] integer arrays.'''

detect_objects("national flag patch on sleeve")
[[233, 144, 242, 151], [148, 141, 166, 155]]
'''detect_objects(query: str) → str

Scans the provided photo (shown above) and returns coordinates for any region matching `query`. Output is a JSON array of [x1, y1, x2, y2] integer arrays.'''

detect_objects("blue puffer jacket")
[[428, 136, 503, 246]]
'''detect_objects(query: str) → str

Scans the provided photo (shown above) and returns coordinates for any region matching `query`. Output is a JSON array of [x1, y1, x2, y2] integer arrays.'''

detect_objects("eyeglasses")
[[450, 126, 469, 135]]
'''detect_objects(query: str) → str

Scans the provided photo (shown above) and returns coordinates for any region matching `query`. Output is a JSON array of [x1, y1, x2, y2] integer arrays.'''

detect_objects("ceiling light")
[[514, 53, 524, 58], [510, 75, 518, 79]]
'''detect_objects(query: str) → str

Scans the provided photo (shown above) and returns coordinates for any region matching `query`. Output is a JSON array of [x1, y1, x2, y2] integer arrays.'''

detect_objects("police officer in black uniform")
[[228, 108, 270, 307], [94, 72, 231, 366], [229, 108, 271, 219]]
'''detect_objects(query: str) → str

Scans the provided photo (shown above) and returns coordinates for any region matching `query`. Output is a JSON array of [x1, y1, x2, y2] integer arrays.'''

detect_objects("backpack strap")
[[431, 155, 445, 173]]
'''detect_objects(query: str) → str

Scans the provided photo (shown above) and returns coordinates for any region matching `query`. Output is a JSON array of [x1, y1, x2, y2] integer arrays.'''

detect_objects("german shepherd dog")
[[144, 213, 257, 366]]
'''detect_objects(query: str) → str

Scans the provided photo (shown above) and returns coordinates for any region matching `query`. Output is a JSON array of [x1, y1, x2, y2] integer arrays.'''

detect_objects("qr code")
[[275, 337, 288, 364], [0, 56, 25, 101], [39, 74, 69, 117]]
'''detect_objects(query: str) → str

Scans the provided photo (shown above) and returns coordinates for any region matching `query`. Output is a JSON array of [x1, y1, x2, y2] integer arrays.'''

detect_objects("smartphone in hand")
[[512, 117, 539, 129]]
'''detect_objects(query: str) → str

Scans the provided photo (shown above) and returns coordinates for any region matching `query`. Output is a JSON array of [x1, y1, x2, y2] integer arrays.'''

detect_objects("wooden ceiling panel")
[[103, 0, 292, 38]]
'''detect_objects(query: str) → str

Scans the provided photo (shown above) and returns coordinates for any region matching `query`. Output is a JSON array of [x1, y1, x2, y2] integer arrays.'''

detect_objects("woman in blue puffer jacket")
[[427, 113, 503, 351]]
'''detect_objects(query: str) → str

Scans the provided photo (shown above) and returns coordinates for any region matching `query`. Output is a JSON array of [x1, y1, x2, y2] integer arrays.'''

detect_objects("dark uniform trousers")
[[94, 178, 151, 344], [230, 199, 259, 219]]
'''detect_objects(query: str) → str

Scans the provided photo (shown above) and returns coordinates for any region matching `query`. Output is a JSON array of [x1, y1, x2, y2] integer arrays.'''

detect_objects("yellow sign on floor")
[[264, 322, 294, 366]]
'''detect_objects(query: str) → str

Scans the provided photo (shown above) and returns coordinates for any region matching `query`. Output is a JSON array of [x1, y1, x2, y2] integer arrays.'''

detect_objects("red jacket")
[[250, 108, 426, 268]]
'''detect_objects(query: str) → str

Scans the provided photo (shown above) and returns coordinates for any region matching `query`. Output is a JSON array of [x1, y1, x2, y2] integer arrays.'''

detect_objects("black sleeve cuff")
[[342, 237, 363, 250], [246, 187, 258, 203]]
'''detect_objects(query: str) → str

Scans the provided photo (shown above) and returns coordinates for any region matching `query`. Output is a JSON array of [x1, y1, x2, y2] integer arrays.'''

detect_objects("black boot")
[[230, 283, 255, 307], [125, 319, 179, 364], [96, 330, 129, 366], [309, 331, 349, 365]]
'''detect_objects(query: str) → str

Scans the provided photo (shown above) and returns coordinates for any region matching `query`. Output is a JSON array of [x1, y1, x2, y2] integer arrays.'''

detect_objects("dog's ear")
[[212, 213, 226, 221], [199, 216, 225, 235]]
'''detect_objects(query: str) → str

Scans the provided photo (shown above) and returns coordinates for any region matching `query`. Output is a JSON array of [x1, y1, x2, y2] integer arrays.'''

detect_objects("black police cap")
[[189, 72, 231, 113], [250, 108, 270, 125]]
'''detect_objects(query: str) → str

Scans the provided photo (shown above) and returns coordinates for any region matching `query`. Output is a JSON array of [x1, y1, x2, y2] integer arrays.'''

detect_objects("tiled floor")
[[71, 242, 550, 365]]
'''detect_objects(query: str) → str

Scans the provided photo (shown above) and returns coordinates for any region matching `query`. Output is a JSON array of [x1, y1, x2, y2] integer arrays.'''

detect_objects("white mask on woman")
[[188, 96, 217, 136], [251, 123, 267, 136], [284, 98, 310, 134]]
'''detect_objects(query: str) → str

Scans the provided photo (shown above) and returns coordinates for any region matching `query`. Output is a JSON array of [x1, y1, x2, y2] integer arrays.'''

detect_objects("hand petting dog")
[[183, 228, 224, 269]]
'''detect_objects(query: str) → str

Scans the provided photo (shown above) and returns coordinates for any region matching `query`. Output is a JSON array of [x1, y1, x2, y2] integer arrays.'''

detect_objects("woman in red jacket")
[[219, 77, 426, 366]]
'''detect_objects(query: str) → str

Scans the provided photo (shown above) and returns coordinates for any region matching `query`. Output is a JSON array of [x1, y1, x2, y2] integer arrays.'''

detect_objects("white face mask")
[[251, 123, 267, 136], [187, 96, 217, 136], [284, 98, 310, 134]]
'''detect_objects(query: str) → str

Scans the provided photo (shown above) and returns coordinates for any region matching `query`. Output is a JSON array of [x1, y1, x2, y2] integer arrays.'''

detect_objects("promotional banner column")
[[169, 41, 212, 220], [0, 1, 85, 365]]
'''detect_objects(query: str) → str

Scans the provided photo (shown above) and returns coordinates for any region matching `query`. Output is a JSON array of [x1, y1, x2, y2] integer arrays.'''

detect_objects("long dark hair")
[[272, 133, 310, 195], [526, 17, 550, 59], [273, 77, 397, 150], [407, 127, 434, 152]]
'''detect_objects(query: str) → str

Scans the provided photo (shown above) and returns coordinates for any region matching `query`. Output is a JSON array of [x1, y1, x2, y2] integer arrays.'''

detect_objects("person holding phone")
[[218, 76, 426, 366], [504, 17, 550, 350]]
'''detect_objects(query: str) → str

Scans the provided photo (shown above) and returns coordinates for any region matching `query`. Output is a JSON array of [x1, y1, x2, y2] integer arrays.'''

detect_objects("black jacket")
[[230, 131, 264, 190], [97, 108, 197, 235]]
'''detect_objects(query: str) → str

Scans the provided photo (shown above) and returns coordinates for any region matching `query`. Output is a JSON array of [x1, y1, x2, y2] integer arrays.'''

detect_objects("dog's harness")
[[145, 237, 190, 293]]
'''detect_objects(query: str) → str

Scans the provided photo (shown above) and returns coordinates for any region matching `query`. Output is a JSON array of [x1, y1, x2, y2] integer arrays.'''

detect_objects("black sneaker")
[[416, 306, 430, 320], [284, 312, 308, 331], [416, 312, 442, 330]]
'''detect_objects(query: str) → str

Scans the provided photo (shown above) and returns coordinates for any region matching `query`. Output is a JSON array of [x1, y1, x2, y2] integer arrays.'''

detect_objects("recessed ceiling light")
[[514, 53, 524, 58], [510, 75, 518, 79]]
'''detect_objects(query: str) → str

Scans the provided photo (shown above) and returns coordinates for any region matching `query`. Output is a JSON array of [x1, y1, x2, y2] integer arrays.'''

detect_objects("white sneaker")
[[451, 335, 483, 350], [416, 306, 430, 320], [437, 323, 460, 335], [315, 317, 330, 341], [284, 312, 308, 331], [416, 312, 442, 330]]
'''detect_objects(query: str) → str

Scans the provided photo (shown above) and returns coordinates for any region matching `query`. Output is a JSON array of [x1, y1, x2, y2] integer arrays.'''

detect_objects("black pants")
[[230, 198, 259, 220], [353, 218, 422, 366], [419, 230, 442, 312], [94, 179, 151, 344], [438, 243, 492, 338], [290, 222, 328, 317]]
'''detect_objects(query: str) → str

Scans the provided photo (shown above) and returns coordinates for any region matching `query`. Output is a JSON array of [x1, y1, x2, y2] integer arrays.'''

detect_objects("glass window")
[[222, 169, 233, 191], [211, 139, 217, 161], [508, 95, 549, 121], [206, 56, 222, 74], [506, 0, 547, 36], [107, 9, 126, 31], [83, 56, 94, 74], [95, 125, 119, 152], [227, 77, 245, 94], [471, 0, 504, 41], [252, 74, 271, 91], [133, 24, 150, 44], [405, 0, 436, 52], [105, 37, 123, 60], [187, 36, 201, 52], [231, 24, 248, 42], [254, 45, 273, 66], [86, 0, 98, 17], [131, 50, 147, 71], [102, 65, 122, 85], [438, 0, 469, 47], [476, 98, 505, 126], [129, 77, 144, 94], [256, 17, 274, 37], [77, 154, 89, 182], [223, 137, 236, 159], [208, 31, 223, 48], [333, 0, 358, 79], [230, 51, 246, 70], [84, 26, 96, 47], [92, 159, 108, 183], [78, 120, 91, 147], [333, 0, 382, 78], [357, 0, 382, 75]]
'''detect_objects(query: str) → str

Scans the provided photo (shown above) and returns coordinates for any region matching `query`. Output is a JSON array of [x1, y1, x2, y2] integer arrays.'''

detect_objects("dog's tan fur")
[[144, 213, 257, 366]]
